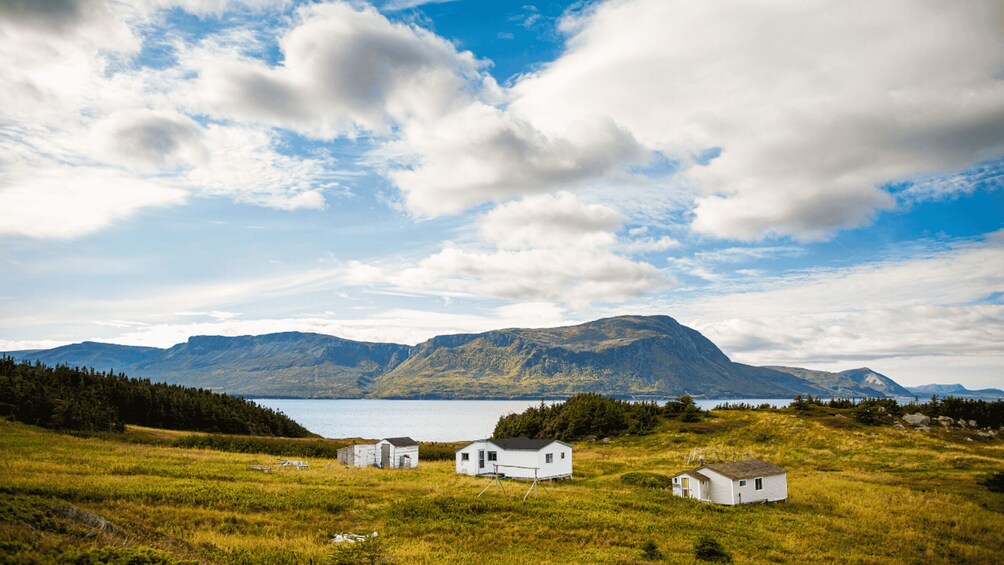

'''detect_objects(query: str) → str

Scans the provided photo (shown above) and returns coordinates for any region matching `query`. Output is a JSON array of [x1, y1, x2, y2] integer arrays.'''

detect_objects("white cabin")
[[377, 437, 419, 469], [672, 459, 787, 505], [336, 437, 419, 469], [455, 437, 572, 480]]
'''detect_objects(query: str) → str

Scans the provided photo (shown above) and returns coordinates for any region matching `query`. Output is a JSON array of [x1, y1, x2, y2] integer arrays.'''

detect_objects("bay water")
[[252, 398, 792, 441]]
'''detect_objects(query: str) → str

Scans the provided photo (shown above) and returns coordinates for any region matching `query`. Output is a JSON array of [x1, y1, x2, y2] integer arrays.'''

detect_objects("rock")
[[915, 425, 931, 433], [968, 420, 977, 428], [893, 422, 907, 431], [902, 413, 930, 427], [959, 419, 968, 428], [936, 416, 955, 427]]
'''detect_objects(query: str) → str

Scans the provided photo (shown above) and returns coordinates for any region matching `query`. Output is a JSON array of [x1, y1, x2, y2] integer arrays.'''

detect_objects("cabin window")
[[461, 453, 469, 461], [545, 453, 554, 464], [739, 479, 747, 487], [487, 451, 497, 462], [561, 452, 565, 459], [755, 477, 763, 490]]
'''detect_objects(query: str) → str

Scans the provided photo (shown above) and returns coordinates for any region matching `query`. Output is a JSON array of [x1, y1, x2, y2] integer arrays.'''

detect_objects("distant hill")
[[907, 384, 1004, 400], [6, 315, 913, 400], [767, 366, 913, 398], [370, 316, 827, 399]]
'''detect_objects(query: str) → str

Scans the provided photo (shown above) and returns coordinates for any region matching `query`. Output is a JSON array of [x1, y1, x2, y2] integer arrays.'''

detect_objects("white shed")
[[376, 437, 419, 469], [336, 444, 377, 468], [455, 437, 572, 480], [672, 459, 787, 505]]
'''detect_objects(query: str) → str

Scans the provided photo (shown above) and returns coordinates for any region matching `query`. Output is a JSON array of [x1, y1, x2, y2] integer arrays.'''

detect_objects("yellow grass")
[[1, 411, 1001, 563]]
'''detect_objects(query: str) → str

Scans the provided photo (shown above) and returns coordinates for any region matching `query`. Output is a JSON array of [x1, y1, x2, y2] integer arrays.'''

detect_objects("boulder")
[[936, 416, 955, 427], [902, 413, 930, 427], [968, 420, 977, 428], [915, 425, 931, 433]]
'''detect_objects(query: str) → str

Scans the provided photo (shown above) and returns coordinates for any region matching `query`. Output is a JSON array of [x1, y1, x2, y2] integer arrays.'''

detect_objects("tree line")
[[0, 356, 312, 437]]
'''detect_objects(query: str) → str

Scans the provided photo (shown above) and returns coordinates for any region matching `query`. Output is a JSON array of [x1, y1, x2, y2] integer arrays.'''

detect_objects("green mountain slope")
[[6, 316, 914, 399], [369, 316, 829, 398]]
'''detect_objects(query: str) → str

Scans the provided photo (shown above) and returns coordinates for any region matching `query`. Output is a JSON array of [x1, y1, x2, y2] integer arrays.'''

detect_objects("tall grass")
[[1, 409, 1001, 563]]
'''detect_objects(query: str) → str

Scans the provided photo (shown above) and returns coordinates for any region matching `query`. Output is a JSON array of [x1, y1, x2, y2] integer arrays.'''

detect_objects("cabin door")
[[381, 443, 391, 468], [478, 450, 485, 472], [681, 477, 691, 498]]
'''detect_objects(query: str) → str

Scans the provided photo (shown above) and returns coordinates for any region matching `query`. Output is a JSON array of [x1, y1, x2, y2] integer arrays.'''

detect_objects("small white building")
[[336, 437, 419, 469], [336, 444, 377, 468], [455, 437, 572, 480], [377, 437, 419, 469], [672, 459, 787, 505]]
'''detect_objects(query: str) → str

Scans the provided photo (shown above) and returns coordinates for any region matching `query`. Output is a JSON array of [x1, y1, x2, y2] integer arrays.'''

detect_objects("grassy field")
[[1, 411, 1001, 564]]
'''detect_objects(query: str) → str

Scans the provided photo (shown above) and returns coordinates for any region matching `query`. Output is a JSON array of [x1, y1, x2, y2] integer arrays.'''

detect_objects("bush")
[[694, 534, 732, 563], [493, 394, 659, 441], [640, 540, 663, 560], [330, 536, 388, 565], [980, 471, 1004, 493]]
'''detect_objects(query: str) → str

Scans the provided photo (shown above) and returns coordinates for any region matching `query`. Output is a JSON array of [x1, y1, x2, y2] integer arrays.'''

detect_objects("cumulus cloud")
[[95, 110, 208, 171], [342, 192, 669, 305], [509, 0, 1004, 240], [480, 192, 623, 249], [383, 103, 647, 215], [191, 1, 486, 137]]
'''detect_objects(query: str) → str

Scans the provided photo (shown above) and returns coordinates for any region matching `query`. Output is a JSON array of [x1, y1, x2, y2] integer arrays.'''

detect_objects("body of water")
[[252, 398, 793, 441]]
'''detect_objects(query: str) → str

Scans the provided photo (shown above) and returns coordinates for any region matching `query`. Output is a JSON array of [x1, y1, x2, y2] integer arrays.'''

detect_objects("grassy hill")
[[370, 316, 829, 399], [7, 316, 905, 399], [1, 409, 1001, 563]]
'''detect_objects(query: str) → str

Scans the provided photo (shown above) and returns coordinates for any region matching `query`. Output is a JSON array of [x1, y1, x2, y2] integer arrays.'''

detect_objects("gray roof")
[[489, 437, 562, 450], [382, 437, 418, 447], [699, 459, 786, 480], [672, 470, 710, 482]]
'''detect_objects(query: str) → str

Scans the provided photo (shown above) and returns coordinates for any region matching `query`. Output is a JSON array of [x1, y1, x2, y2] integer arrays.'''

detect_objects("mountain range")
[[5, 315, 921, 400]]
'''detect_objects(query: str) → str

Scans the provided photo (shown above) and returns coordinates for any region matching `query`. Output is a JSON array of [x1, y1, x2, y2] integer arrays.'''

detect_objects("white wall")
[[454, 441, 573, 479], [377, 440, 420, 469], [732, 473, 787, 504]]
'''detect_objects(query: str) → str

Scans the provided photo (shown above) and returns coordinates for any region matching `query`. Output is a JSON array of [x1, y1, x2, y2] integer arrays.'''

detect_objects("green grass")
[[1, 411, 1001, 563]]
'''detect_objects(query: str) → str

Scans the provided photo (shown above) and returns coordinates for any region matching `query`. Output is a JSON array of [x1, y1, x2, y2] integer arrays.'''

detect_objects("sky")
[[1, 0, 1002, 389]]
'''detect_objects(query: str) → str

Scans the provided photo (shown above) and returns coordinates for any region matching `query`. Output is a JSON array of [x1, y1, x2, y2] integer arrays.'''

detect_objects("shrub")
[[329, 536, 389, 565], [980, 471, 1004, 493], [694, 534, 732, 563], [640, 540, 663, 560]]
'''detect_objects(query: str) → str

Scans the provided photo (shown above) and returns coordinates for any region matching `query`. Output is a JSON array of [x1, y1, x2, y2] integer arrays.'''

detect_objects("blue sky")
[[0, 0, 1001, 388]]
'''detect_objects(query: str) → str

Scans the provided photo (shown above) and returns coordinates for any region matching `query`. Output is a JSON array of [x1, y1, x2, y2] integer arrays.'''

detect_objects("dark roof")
[[382, 437, 418, 447], [488, 437, 562, 451], [699, 459, 785, 480], [672, 470, 710, 482]]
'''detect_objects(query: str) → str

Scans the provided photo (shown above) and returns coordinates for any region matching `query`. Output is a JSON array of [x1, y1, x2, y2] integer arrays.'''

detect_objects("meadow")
[[1, 410, 1001, 564]]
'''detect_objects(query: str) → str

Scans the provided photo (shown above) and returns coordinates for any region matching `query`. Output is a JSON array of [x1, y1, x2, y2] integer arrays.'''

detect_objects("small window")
[[545, 453, 554, 464], [487, 451, 497, 462], [561, 452, 565, 459], [673, 477, 679, 484], [755, 477, 763, 491], [461, 453, 469, 461], [739, 479, 747, 487]]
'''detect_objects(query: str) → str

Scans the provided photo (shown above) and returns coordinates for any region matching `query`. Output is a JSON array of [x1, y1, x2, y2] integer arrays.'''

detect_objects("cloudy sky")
[[1, 0, 1002, 388]]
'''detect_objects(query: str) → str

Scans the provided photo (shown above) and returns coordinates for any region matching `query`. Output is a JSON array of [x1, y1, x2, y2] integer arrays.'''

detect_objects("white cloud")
[[382, 102, 647, 215], [191, 1, 486, 138], [94, 110, 208, 172], [620, 235, 679, 255], [672, 233, 1004, 380], [480, 191, 622, 249], [508, 0, 1004, 240], [0, 167, 187, 239], [343, 192, 669, 305]]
